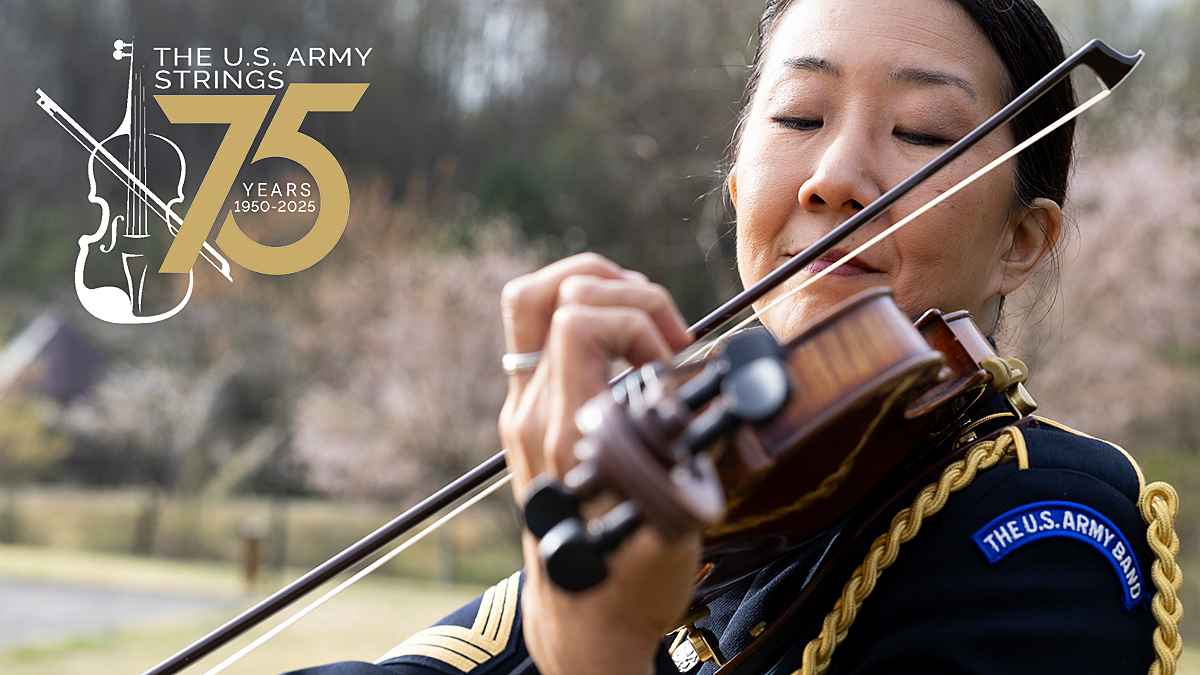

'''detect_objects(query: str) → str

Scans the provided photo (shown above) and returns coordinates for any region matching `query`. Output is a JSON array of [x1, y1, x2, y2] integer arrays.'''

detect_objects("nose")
[[798, 132, 881, 215]]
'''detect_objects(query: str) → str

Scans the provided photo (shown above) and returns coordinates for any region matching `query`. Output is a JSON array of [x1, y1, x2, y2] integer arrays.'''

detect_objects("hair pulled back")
[[737, 0, 1076, 208]]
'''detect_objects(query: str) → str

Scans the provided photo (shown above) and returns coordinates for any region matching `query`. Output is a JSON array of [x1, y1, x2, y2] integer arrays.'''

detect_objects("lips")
[[788, 248, 881, 278]]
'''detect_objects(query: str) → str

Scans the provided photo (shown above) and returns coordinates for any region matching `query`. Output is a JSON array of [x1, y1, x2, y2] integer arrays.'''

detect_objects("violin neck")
[[123, 68, 150, 239]]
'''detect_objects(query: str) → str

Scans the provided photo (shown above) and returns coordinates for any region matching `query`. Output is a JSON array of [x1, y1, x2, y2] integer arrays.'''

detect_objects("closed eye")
[[776, 118, 822, 132], [895, 130, 950, 147]]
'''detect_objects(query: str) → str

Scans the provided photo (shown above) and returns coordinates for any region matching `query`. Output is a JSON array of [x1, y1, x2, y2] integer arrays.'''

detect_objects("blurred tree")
[[57, 360, 229, 553], [1013, 147, 1200, 451], [1042, 0, 1200, 152], [1011, 146, 1200, 551], [289, 213, 533, 503], [55, 300, 298, 556], [0, 391, 71, 542], [0, 392, 71, 482]]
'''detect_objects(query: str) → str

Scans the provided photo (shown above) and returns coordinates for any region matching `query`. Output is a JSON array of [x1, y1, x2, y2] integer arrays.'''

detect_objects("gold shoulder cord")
[[791, 427, 1183, 675], [1141, 482, 1182, 675]]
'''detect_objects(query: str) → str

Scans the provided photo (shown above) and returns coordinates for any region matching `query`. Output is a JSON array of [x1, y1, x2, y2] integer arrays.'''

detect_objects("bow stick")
[[138, 38, 1141, 675]]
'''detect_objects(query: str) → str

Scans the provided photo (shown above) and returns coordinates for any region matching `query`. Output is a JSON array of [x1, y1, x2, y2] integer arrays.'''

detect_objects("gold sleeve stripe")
[[397, 634, 491, 661], [1033, 416, 1146, 493], [484, 567, 519, 642], [376, 571, 522, 670], [474, 584, 496, 634], [386, 643, 479, 672]]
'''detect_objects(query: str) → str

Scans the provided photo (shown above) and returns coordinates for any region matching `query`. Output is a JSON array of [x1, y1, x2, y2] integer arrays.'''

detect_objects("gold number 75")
[[156, 83, 368, 275]]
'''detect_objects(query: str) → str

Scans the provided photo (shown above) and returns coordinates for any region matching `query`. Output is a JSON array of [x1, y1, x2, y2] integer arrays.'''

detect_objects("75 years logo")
[[34, 40, 366, 325]]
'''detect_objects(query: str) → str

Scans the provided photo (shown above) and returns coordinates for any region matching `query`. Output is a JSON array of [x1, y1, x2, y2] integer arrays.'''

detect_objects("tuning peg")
[[540, 501, 643, 592], [590, 500, 643, 550], [676, 358, 730, 411], [674, 331, 783, 412], [112, 39, 133, 61], [522, 475, 581, 539], [722, 330, 784, 367], [680, 351, 791, 454], [722, 355, 791, 424], [539, 518, 603, 591]]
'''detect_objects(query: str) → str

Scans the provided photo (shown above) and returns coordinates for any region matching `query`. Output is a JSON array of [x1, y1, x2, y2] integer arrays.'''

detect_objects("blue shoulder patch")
[[971, 501, 1147, 611]]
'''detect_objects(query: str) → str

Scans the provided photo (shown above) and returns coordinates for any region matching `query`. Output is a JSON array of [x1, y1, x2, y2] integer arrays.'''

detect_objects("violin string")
[[146, 80, 152, 236], [135, 71, 141, 237], [199, 472, 514, 675], [132, 70, 137, 238], [140, 72, 145, 236], [140, 75, 145, 237], [139, 73, 146, 237], [126, 86, 134, 239], [689, 88, 1111, 358], [133, 69, 138, 237]]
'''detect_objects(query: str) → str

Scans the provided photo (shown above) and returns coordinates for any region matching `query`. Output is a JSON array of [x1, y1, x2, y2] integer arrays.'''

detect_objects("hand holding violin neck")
[[527, 331, 792, 591]]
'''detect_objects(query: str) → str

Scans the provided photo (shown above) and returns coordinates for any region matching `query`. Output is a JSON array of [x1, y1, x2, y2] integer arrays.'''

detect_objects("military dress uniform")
[[287, 394, 1164, 675]]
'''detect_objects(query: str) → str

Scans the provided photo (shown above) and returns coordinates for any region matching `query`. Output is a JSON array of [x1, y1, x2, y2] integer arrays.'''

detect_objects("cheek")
[[891, 187, 1007, 314], [734, 146, 807, 286]]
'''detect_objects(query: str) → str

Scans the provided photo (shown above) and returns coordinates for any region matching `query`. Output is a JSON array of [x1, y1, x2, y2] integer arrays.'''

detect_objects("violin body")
[[539, 287, 1008, 603], [694, 289, 995, 602], [78, 131, 192, 323]]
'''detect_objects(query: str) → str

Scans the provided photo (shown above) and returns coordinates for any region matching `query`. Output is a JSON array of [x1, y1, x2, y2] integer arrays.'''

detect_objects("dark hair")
[[734, 0, 1076, 208]]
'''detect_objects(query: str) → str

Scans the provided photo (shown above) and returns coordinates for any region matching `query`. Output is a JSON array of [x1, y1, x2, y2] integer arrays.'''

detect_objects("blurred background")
[[0, 0, 1197, 673]]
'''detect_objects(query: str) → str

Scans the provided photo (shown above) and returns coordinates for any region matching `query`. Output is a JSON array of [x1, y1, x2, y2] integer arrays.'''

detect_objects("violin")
[[135, 38, 1141, 675], [523, 287, 1034, 603], [35, 40, 232, 324]]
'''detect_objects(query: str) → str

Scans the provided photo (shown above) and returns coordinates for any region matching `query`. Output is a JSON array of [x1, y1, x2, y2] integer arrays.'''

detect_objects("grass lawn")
[[0, 544, 489, 675]]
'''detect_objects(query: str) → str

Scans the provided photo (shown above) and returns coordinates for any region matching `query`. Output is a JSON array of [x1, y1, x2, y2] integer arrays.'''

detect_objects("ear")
[[727, 166, 738, 210], [994, 197, 1063, 295]]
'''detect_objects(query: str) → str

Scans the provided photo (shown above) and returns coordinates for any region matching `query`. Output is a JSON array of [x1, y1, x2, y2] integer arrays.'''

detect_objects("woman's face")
[[732, 0, 1054, 340]]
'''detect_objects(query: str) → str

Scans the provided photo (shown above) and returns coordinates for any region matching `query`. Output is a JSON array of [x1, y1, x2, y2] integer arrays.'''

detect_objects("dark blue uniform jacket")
[[287, 397, 1159, 675]]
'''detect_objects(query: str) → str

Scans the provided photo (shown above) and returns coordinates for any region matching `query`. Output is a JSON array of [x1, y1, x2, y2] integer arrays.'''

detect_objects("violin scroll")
[[526, 331, 794, 591]]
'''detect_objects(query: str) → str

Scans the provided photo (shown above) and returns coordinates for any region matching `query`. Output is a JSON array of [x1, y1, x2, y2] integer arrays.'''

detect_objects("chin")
[[757, 276, 887, 341]]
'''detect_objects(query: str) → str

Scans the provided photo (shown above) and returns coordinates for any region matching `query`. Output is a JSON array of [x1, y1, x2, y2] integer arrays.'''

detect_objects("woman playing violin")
[[294, 0, 1168, 673]]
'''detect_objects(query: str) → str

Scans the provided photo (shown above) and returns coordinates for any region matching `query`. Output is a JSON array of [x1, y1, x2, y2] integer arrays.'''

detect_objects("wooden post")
[[239, 516, 267, 594]]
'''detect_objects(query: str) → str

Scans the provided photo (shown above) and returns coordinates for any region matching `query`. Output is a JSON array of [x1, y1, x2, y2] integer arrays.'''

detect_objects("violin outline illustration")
[[35, 39, 233, 325]]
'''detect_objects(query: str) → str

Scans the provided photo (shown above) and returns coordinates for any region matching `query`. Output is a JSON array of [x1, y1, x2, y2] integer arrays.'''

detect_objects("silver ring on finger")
[[501, 351, 542, 375]]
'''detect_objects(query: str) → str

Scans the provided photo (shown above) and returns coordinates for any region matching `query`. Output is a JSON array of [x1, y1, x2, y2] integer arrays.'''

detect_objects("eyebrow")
[[780, 56, 978, 101], [889, 66, 977, 99], [782, 55, 839, 76]]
